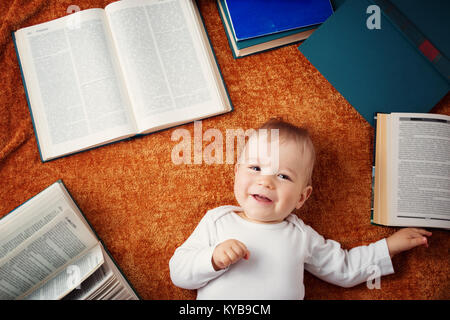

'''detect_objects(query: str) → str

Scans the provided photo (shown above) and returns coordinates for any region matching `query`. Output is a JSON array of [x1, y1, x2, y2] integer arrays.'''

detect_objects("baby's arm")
[[169, 212, 227, 289], [304, 226, 432, 288], [304, 226, 394, 288]]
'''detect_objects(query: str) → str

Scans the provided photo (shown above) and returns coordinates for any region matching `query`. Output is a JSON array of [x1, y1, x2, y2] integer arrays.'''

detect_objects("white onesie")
[[169, 206, 394, 299]]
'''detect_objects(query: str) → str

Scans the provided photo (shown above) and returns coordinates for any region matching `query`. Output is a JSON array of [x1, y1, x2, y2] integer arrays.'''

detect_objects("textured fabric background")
[[0, 0, 448, 299]]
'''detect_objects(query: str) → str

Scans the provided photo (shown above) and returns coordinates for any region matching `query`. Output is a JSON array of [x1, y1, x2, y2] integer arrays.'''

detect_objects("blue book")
[[218, 0, 334, 58], [225, 0, 334, 41], [298, 0, 450, 127]]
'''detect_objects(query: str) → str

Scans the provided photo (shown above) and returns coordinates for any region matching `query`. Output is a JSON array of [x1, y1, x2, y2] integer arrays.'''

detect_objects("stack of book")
[[217, 0, 334, 58]]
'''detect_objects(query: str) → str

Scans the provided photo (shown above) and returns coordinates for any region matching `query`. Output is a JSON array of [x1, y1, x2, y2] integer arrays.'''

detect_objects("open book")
[[13, 0, 232, 162], [0, 181, 139, 300], [371, 113, 450, 229]]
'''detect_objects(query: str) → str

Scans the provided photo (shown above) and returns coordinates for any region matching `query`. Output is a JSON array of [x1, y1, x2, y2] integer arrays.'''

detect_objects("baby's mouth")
[[251, 194, 273, 203]]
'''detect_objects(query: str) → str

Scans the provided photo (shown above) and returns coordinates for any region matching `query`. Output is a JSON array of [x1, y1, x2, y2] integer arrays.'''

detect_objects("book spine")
[[371, 0, 450, 82], [216, 0, 239, 58]]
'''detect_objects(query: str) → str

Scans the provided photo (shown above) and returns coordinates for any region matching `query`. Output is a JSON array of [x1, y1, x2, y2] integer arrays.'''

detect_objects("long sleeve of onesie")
[[303, 225, 395, 288], [169, 211, 226, 290]]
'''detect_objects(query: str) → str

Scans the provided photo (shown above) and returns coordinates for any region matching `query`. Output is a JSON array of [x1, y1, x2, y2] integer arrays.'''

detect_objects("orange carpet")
[[0, 0, 449, 300]]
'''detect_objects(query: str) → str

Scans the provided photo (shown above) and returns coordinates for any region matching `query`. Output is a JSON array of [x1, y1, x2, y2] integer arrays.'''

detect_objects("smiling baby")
[[169, 119, 431, 299]]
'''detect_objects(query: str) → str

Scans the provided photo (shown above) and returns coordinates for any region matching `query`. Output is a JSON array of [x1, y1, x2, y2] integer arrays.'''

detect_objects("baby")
[[169, 119, 431, 299]]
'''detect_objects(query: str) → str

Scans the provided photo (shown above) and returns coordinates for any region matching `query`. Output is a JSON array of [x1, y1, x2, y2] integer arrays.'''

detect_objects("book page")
[[105, 0, 230, 133], [101, 247, 138, 299], [62, 260, 113, 300], [372, 113, 390, 226], [23, 242, 104, 300], [63, 246, 137, 300], [0, 183, 99, 299], [14, 9, 138, 161], [389, 113, 450, 229]]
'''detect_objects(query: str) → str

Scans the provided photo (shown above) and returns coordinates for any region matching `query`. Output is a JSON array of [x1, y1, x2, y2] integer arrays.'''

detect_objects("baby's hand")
[[386, 228, 432, 258], [212, 239, 250, 271]]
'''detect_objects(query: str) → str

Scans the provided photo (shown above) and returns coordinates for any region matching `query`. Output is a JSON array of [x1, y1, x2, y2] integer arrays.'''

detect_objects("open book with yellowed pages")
[[371, 112, 450, 229], [13, 0, 232, 162], [0, 180, 139, 300]]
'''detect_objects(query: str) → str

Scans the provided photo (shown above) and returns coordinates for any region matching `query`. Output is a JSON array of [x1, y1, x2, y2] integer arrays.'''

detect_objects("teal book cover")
[[298, 0, 450, 127]]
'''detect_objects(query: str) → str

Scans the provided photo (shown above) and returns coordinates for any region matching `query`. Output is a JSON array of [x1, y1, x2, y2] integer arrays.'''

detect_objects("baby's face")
[[234, 135, 312, 223]]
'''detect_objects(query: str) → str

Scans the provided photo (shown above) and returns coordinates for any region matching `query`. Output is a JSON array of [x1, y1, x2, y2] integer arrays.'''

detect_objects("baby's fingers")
[[409, 235, 428, 248], [224, 247, 239, 263], [218, 253, 233, 268], [410, 228, 432, 237], [230, 242, 250, 261], [409, 228, 432, 247], [233, 241, 250, 260]]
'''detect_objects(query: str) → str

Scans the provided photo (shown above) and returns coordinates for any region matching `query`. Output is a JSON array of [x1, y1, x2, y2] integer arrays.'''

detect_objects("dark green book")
[[0, 180, 140, 300], [299, 0, 450, 127]]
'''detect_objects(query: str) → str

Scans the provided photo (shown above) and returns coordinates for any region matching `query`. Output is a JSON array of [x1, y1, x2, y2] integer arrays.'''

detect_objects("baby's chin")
[[241, 209, 288, 224]]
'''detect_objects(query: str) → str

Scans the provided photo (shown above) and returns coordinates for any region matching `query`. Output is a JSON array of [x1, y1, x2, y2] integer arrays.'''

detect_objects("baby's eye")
[[277, 173, 291, 181], [249, 166, 261, 172]]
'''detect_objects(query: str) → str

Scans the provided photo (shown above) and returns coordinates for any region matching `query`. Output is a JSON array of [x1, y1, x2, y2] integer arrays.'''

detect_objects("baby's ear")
[[296, 186, 313, 209]]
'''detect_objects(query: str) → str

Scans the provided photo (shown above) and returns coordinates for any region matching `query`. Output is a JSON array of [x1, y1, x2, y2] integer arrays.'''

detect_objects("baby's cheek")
[[234, 175, 251, 203], [233, 179, 245, 202], [283, 190, 303, 209]]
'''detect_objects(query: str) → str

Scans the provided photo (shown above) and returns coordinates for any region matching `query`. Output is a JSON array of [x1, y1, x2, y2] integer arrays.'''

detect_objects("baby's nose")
[[257, 175, 275, 189]]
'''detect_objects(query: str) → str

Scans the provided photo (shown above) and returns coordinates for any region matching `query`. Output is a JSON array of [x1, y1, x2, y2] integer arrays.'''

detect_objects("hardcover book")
[[224, 0, 334, 41], [14, 0, 232, 162], [371, 112, 450, 229], [299, 0, 450, 126], [0, 180, 140, 300]]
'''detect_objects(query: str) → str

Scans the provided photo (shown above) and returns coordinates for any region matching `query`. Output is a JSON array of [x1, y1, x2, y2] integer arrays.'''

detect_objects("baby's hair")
[[258, 118, 316, 186]]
